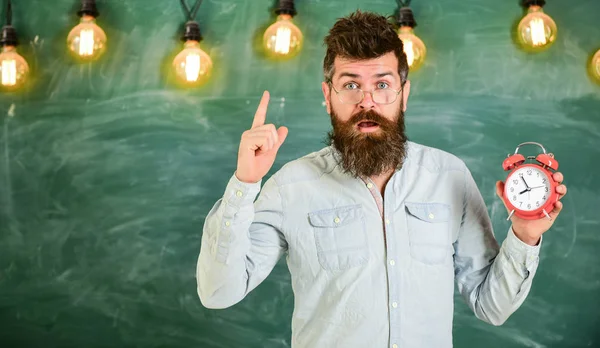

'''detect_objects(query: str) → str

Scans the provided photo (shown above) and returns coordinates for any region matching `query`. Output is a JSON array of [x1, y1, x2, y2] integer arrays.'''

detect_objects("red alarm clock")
[[502, 142, 559, 220]]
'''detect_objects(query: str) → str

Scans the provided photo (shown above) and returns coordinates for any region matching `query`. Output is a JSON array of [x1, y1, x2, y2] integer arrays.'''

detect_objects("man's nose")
[[359, 91, 376, 109]]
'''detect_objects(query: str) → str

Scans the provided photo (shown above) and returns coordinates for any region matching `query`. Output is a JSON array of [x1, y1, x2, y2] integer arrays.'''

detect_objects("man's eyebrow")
[[337, 72, 361, 79], [336, 72, 396, 80], [374, 72, 395, 79]]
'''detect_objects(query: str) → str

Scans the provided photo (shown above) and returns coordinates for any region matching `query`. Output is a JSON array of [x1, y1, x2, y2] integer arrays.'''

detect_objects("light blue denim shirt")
[[196, 141, 541, 348]]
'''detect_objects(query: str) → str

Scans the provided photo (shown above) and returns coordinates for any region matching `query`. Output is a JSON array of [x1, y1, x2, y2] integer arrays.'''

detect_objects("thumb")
[[495, 181, 504, 200], [275, 126, 288, 149]]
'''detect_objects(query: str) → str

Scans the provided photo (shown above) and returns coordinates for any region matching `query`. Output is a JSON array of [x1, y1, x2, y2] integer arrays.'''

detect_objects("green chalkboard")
[[1, 0, 599, 347]]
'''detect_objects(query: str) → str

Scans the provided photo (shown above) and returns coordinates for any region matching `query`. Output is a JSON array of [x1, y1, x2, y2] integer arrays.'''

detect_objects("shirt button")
[[225, 221, 231, 226], [334, 217, 341, 224], [385, 219, 390, 225], [393, 344, 398, 348], [236, 190, 243, 197], [392, 302, 398, 308], [389, 259, 395, 266], [366, 183, 374, 189], [428, 213, 435, 219]]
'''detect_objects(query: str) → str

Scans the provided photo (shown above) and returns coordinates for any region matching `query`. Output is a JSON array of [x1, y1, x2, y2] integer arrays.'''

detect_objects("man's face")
[[322, 52, 411, 178]]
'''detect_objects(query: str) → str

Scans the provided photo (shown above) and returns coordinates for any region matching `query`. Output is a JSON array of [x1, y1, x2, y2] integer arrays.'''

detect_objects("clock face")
[[505, 166, 552, 211]]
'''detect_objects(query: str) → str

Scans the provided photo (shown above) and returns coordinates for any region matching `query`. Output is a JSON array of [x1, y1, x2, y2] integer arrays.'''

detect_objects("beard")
[[327, 106, 408, 178]]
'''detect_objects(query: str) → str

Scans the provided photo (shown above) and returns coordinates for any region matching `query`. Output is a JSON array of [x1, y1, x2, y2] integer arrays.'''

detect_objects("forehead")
[[332, 52, 399, 80]]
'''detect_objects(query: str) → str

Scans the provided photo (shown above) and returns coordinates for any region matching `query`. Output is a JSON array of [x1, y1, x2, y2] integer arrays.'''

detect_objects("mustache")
[[348, 110, 396, 127]]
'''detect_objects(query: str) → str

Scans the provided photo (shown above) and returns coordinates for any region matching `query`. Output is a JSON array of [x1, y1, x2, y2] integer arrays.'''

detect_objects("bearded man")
[[196, 10, 567, 348]]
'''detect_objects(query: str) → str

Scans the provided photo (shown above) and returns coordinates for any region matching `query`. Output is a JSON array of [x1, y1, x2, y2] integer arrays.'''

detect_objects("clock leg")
[[507, 209, 515, 221], [542, 209, 552, 221]]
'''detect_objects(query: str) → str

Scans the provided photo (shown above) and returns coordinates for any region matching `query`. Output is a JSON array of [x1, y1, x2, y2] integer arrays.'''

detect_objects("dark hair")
[[323, 10, 409, 85]]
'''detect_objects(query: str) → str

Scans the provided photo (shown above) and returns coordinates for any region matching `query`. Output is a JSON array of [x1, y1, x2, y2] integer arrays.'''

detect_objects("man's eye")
[[344, 83, 359, 90], [377, 82, 389, 89]]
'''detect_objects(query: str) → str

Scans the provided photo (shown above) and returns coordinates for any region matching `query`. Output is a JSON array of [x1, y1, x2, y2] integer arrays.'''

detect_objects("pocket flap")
[[308, 204, 363, 228], [405, 202, 449, 223]]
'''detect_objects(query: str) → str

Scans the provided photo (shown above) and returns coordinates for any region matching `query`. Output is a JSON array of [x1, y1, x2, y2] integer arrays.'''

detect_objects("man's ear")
[[401, 80, 411, 112], [322, 81, 331, 115]]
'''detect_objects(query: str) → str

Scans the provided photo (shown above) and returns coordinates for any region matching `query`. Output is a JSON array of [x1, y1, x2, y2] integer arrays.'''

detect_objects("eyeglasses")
[[328, 81, 404, 105]]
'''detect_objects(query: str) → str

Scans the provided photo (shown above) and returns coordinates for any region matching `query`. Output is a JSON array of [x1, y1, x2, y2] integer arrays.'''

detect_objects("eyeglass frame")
[[326, 79, 406, 105]]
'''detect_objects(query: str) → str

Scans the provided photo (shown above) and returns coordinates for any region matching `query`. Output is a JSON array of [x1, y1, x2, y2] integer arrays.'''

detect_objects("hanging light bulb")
[[67, 0, 107, 61], [590, 49, 600, 84], [0, 0, 28, 91], [263, 0, 303, 59], [171, 0, 212, 87], [172, 21, 212, 87], [395, 3, 426, 71], [517, 0, 557, 52]]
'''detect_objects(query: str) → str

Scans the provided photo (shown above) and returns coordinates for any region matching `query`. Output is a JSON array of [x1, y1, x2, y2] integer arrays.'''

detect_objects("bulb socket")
[[521, 0, 546, 8], [0, 25, 18, 47], [182, 21, 202, 42], [275, 0, 297, 16], [395, 7, 417, 28], [78, 0, 99, 18]]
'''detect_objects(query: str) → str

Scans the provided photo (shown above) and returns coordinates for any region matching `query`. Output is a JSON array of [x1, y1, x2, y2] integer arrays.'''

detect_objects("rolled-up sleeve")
[[454, 167, 541, 326], [196, 173, 288, 309]]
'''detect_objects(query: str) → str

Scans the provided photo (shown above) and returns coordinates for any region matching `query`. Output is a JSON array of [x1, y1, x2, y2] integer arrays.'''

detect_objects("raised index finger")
[[252, 91, 270, 129]]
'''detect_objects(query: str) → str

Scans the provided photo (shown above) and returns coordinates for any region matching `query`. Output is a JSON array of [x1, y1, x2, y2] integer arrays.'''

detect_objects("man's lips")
[[357, 120, 380, 132]]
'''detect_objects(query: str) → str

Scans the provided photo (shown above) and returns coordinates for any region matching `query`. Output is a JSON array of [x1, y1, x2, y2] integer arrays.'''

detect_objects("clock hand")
[[519, 188, 529, 195], [529, 185, 545, 189], [520, 175, 531, 189]]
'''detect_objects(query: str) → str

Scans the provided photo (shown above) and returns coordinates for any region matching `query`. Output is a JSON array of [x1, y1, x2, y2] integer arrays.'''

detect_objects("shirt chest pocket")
[[405, 202, 451, 265], [308, 204, 369, 271]]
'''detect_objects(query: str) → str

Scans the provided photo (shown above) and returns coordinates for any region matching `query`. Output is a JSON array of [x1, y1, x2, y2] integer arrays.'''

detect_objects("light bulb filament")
[[404, 40, 415, 67], [1, 59, 17, 86], [529, 18, 547, 46], [79, 29, 95, 56], [274, 26, 292, 54], [185, 53, 201, 82]]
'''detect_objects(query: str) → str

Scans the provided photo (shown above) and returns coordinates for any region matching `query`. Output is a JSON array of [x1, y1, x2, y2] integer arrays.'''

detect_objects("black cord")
[[179, 0, 190, 19], [6, 0, 12, 26], [190, 0, 202, 20], [1, 0, 17, 47], [179, 0, 204, 42], [179, 0, 203, 21]]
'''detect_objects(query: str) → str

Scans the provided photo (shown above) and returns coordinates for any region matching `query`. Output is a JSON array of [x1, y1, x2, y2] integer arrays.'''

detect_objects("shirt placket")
[[360, 177, 400, 348]]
